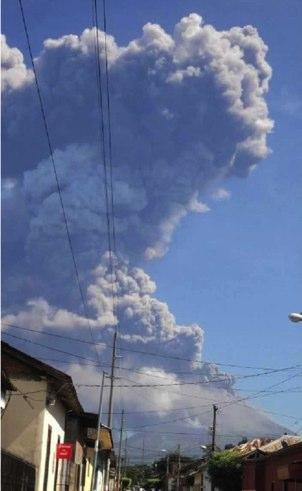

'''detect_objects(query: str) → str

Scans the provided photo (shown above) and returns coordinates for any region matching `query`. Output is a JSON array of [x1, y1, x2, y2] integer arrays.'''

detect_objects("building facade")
[[1, 341, 113, 491], [242, 440, 302, 491]]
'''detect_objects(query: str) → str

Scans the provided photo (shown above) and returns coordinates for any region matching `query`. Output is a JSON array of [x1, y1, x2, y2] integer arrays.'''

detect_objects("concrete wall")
[[36, 398, 65, 491], [1, 377, 66, 491], [83, 448, 94, 491], [82, 448, 108, 491], [1, 378, 46, 466]]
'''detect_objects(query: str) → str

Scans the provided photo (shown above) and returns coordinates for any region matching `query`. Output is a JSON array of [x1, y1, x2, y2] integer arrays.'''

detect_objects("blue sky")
[[2, 0, 302, 434]]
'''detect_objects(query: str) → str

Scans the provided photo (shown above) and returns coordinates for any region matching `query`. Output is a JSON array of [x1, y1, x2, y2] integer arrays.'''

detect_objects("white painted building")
[[1, 341, 83, 491]]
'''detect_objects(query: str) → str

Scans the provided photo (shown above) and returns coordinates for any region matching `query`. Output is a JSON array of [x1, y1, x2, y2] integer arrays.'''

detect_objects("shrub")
[[207, 450, 243, 491]]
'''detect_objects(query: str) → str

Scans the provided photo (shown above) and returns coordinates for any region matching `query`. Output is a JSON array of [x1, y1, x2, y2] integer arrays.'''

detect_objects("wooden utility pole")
[[142, 436, 145, 466], [105, 331, 117, 491], [211, 404, 218, 452], [141, 436, 145, 485], [108, 331, 117, 428], [117, 409, 125, 491], [166, 454, 170, 491], [176, 444, 181, 491], [91, 371, 107, 491], [210, 404, 218, 491], [122, 435, 128, 479]]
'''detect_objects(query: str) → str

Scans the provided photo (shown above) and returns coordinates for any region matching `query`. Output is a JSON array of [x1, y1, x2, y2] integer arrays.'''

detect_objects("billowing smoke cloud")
[[1, 14, 282, 445], [1, 254, 288, 445], [67, 361, 288, 453], [2, 14, 273, 303], [2, 254, 203, 362], [1, 34, 33, 92], [2, 254, 289, 449]]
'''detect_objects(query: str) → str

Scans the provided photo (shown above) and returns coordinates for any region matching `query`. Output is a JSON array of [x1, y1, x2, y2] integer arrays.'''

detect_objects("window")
[[43, 425, 52, 491]]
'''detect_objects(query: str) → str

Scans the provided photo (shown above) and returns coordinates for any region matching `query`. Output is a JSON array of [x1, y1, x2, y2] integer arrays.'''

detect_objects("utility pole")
[[122, 435, 128, 479], [141, 436, 145, 487], [142, 436, 145, 466], [211, 404, 218, 452], [166, 454, 170, 491], [91, 371, 107, 491], [176, 444, 181, 491], [107, 330, 117, 428], [210, 404, 218, 491], [117, 409, 125, 491], [105, 330, 117, 491]]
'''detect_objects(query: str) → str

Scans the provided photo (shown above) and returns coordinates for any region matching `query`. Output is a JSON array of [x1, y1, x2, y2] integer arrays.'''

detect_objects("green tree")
[[121, 477, 131, 490], [207, 450, 243, 491]]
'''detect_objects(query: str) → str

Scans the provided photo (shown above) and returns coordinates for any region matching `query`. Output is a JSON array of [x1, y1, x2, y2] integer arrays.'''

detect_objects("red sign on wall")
[[56, 443, 73, 460]]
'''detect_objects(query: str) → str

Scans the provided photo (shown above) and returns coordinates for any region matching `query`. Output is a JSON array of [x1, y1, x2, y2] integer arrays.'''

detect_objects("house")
[[1, 341, 114, 491], [242, 435, 302, 491], [76, 412, 114, 491], [1, 341, 83, 490], [178, 458, 219, 491], [180, 460, 204, 491]]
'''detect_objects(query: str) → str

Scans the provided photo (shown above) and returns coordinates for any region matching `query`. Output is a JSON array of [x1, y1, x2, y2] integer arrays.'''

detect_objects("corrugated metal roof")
[[234, 435, 302, 457], [260, 435, 302, 453]]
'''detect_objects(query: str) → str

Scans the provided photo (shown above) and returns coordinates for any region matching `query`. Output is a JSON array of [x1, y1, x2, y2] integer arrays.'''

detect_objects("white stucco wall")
[[36, 398, 66, 491], [83, 448, 94, 491], [1, 378, 46, 466], [1, 377, 66, 491]]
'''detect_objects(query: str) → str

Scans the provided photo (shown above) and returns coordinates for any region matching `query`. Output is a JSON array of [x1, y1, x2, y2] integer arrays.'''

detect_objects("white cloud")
[[1, 15, 284, 446], [3, 13, 273, 290], [2, 297, 110, 332], [66, 359, 287, 450], [1, 34, 33, 92], [3, 254, 203, 361], [212, 188, 231, 201]]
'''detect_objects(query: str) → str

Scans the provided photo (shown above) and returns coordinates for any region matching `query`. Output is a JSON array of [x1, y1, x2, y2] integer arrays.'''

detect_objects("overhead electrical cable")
[[75, 367, 302, 388], [3, 321, 299, 372], [2, 332, 301, 390], [218, 370, 302, 412], [4, 332, 300, 388], [102, 0, 117, 253], [91, 0, 119, 429], [17, 0, 100, 365]]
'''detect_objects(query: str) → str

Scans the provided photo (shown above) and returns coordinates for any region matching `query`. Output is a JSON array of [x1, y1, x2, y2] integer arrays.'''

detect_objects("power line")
[[2, 332, 301, 390], [17, 0, 100, 365], [116, 389, 300, 431], [1, 332, 229, 385], [75, 367, 302, 388], [20, 355, 221, 381], [3, 322, 96, 346], [5, 331, 301, 391], [218, 371, 302, 412], [2, 331, 99, 363], [102, 0, 117, 254], [92, 0, 114, 266], [116, 371, 302, 430], [260, 408, 302, 422], [3, 330, 302, 424], [3, 321, 299, 372], [91, 0, 118, 432]]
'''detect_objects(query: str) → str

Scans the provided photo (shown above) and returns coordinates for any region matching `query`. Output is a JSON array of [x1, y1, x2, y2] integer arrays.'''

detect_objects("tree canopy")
[[207, 450, 243, 491]]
